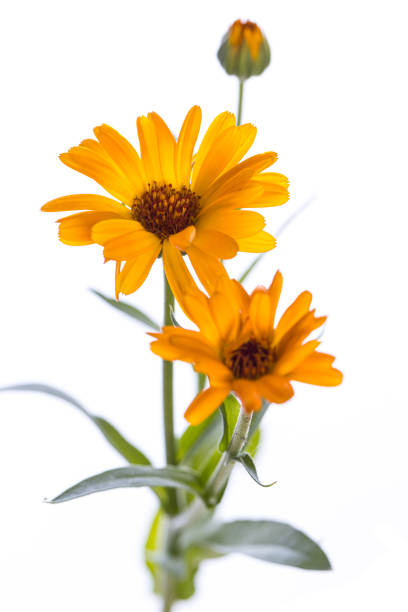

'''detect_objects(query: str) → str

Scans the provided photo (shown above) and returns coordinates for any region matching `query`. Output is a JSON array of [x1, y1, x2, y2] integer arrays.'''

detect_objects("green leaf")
[[0, 383, 151, 466], [235, 452, 276, 487], [91, 289, 160, 330], [169, 305, 181, 327], [184, 519, 331, 570], [48, 465, 204, 504]]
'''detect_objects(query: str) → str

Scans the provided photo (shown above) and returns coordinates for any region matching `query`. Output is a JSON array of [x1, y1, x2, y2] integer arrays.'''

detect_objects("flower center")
[[224, 338, 275, 380], [131, 182, 201, 240]]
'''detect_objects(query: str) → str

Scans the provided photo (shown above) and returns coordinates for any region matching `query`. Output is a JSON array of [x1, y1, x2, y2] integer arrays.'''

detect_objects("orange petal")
[[236, 231, 276, 253], [137, 115, 163, 183], [290, 352, 343, 386], [184, 386, 230, 425], [42, 194, 131, 216], [274, 340, 320, 376], [117, 243, 161, 295], [169, 225, 196, 250], [93, 123, 146, 194], [187, 244, 228, 293], [192, 111, 235, 183], [149, 112, 177, 185], [197, 209, 265, 239], [257, 375, 294, 404], [162, 241, 199, 319], [103, 230, 160, 260], [273, 290, 313, 346], [268, 271, 283, 329], [193, 228, 238, 259], [58, 211, 121, 246], [175, 106, 202, 186], [232, 379, 263, 413], [92, 218, 144, 244], [249, 288, 274, 338]]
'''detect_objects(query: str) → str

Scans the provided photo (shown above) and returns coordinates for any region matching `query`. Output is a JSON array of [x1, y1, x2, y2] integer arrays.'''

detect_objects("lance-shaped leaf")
[[183, 519, 331, 570], [49, 465, 204, 504], [235, 452, 276, 487], [0, 383, 150, 466], [91, 289, 160, 330]]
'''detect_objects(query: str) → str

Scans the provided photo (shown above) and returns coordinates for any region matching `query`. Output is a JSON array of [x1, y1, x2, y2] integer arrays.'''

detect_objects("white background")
[[1, 0, 407, 609]]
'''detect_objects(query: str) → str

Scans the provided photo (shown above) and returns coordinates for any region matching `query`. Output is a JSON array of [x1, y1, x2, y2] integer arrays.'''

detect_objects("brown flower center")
[[131, 182, 201, 240], [224, 338, 275, 380]]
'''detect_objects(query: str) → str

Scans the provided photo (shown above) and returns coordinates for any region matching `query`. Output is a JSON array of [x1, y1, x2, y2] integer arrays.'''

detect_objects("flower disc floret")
[[224, 338, 274, 379], [132, 182, 201, 240]]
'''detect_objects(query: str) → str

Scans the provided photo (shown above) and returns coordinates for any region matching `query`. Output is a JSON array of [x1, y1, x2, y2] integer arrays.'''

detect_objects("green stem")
[[163, 272, 178, 515], [237, 78, 245, 126], [197, 372, 206, 393], [204, 408, 253, 506]]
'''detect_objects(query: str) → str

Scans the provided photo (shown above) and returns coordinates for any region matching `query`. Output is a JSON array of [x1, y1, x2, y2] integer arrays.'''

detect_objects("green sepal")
[[0, 383, 151, 466], [217, 36, 271, 80], [235, 452, 276, 487], [48, 465, 204, 504], [91, 289, 160, 330], [183, 519, 332, 570]]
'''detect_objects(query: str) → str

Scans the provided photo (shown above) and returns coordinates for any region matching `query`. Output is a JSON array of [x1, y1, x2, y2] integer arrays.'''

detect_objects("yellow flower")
[[42, 107, 288, 303], [150, 272, 342, 425], [218, 20, 271, 79]]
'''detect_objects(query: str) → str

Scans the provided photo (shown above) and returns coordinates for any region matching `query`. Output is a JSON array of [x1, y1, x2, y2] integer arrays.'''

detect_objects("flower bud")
[[217, 19, 271, 80]]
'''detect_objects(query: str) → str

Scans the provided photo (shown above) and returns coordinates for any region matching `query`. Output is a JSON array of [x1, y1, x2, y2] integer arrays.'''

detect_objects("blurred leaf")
[[185, 519, 331, 570], [91, 289, 160, 330], [235, 452, 276, 487], [0, 383, 151, 466], [48, 465, 204, 504]]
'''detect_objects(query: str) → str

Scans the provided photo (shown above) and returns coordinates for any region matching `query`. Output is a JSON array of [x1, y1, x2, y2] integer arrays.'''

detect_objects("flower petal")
[[169, 225, 196, 250], [197, 209, 265, 238], [274, 340, 320, 376], [184, 386, 230, 425], [117, 243, 161, 295], [175, 106, 202, 186], [257, 375, 294, 404], [92, 218, 144, 244], [162, 241, 199, 319], [290, 352, 343, 386], [149, 112, 177, 185], [236, 231, 276, 253], [249, 289, 274, 338], [187, 244, 228, 293], [42, 194, 131, 215], [103, 230, 161, 260], [193, 228, 238, 259], [273, 290, 313, 346], [232, 379, 263, 413], [137, 115, 163, 183], [192, 111, 235, 183], [58, 211, 123, 246]]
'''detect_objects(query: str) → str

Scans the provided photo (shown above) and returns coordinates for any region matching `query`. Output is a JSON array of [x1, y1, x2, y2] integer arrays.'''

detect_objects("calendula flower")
[[218, 20, 271, 79], [42, 107, 288, 303], [150, 272, 342, 425]]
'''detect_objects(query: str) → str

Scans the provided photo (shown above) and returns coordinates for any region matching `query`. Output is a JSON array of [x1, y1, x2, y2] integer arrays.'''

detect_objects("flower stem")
[[204, 407, 253, 506], [163, 272, 178, 515], [237, 78, 245, 126]]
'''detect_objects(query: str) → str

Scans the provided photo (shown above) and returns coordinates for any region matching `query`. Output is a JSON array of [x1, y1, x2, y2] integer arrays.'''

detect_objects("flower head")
[[42, 107, 288, 304], [218, 20, 271, 80], [150, 272, 342, 425]]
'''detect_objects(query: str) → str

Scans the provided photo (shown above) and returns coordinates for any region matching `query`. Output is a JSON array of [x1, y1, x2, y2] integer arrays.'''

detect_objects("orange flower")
[[150, 272, 342, 425], [42, 107, 288, 303]]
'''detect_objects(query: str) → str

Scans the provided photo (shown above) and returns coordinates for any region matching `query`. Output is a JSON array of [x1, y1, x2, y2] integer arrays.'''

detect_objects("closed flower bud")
[[217, 19, 271, 80]]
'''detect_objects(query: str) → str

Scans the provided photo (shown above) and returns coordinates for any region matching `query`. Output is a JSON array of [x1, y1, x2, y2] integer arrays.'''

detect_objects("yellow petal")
[[182, 293, 220, 343], [198, 185, 264, 217], [184, 386, 230, 425], [236, 231, 276, 253], [175, 106, 202, 186], [92, 218, 144, 244], [169, 225, 196, 250], [249, 289, 274, 338], [187, 245, 228, 293], [93, 124, 146, 194], [60, 147, 135, 205], [267, 271, 283, 329], [103, 230, 161, 260], [197, 209, 265, 239], [192, 111, 235, 183], [290, 352, 343, 386], [162, 241, 199, 319], [149, 112, 177, 185], [42, 194, 131, 216], [118, 243, 161, 295], [58, 211, 121, 246], [249, 172, 290, 207], [273, 291, 313, 346], [137, 115, 163, 183], [232, 379, 263, 413], [193, 229, 238, 259], [274, 340, 320, 376], [257, 375, 294, 404], [209, 289, 240, 342]]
